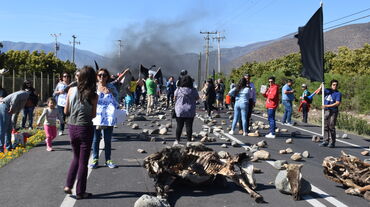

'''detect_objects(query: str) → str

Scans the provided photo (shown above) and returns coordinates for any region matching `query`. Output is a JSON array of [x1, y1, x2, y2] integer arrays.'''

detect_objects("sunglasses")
[[63, 75, 70, 78], [98, 73, 108, 78]]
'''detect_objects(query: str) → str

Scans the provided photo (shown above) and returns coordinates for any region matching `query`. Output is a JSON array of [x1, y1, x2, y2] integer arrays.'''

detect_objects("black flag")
[[94, 60, 100, 71], [295, 7, 324, 82], [154, 67, 163, 85], [140, 64, 149, 79]]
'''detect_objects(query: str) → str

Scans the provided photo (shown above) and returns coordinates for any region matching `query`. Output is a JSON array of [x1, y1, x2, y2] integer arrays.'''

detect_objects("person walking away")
[[166, 76, 176, 108], [21, 80, 38, 129], [215, 79, 225, 109], [89, 68, 119, 169], [298, 84, 311, 123], [262, 77, 279, 139], [205, 79, 216, 118], [281, 79, 295, 126], [228, 78, 250, 136], [145, 74, 157, 115], [319, 80, 342, 148], [63, 66, 98, 199], [37, 98, 63, 151], [0, 90, 29, 152], [245, 74, 256, 127], [173, 75, 199, 145], [53, 72, 71, 135]]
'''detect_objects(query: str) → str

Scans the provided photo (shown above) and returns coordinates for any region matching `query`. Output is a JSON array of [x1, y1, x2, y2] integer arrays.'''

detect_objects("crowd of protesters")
[[0, 64, 342, 199]]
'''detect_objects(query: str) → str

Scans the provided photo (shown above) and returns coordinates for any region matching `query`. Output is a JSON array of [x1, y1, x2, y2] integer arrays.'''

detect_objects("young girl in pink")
[[37, 98, 64, 151]]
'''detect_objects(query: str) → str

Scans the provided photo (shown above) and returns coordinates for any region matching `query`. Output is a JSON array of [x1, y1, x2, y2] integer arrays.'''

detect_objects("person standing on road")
[[21, 80, 38, 129], [238, 74, 256, 134], [145, 74, 157, 115], [319, 80, 342, 148], [298, 84, 311, 123], [37, 97, 63, 151], [166, 76, 176, 108], [53, 72, 71, 136], [228, 77, 250, 136], [89, 68, 120, 169], [64, 66, 98, 199], [205, 78, 217, 118], [215, 79, 225, 109], [173, 75, 199, 145], [281, 79, 295, 126], [0, 90, 29, 152], [262, 76, 279, 139]]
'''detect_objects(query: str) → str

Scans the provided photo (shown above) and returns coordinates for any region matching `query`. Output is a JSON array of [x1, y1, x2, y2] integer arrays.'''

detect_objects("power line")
[[324, 7, 370, 25], [200, 31, 217, 79], [324, 14, 370, 31]]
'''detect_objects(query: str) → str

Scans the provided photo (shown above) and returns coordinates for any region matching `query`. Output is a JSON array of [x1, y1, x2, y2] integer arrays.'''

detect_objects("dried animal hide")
[[284, 163, 303, 200], [143, 144, 263, 203], [322, 151, 370, 198]]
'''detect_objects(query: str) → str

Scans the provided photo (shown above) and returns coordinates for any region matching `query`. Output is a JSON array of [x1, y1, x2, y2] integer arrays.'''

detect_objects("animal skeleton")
[[322, 151, 370, 199], [143, 144, 263, 203]]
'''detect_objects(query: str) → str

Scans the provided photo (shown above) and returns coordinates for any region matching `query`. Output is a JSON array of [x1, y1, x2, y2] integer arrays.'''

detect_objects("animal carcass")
[[143, 143, 263, 203]]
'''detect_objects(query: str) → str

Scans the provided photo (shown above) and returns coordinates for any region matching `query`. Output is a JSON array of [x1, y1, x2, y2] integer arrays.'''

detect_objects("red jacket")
[[263, 84, 279, 109]]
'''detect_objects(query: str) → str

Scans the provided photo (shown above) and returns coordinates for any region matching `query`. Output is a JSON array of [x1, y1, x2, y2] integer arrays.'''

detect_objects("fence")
[[1, 70, 59, 104]]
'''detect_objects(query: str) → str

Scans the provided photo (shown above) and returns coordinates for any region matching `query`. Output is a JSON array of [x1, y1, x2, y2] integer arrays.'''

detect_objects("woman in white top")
[[53, 72, 71, 135]]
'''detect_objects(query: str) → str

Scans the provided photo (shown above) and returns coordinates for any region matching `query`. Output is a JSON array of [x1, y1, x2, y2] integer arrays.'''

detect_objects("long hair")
[[180, 75, 194, 88], [78, 66, 97, 103], [234, 77, 247, 96], [97, 68, 111, 83]]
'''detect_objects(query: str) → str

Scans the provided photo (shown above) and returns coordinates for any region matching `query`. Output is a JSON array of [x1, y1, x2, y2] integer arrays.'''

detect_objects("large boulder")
[[134, 194, 170, 207], [274, 170, 311, 196], [134, 116, 147, 121]]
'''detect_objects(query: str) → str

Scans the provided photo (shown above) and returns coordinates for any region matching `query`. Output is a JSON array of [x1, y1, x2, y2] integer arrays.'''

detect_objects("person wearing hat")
[[299, 84, 311, 123]]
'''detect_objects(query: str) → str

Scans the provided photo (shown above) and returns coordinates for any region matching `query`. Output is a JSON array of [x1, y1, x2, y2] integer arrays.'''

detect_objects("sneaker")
[[243, 132, 247, 136], [319, 142, 328, 147], [285, 123, 293, 126], [265, 133, 276, 139], [105, 160, 118, 169], [173, 140, 179, 146], [228, 130, 234, 135], [46, 147, 53, 151], [328, 143, 335, 148], [88, 159, 99, 169], [58, 131, 63, 136]]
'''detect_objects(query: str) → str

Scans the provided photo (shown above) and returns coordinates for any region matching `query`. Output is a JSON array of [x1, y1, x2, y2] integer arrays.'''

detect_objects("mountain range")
[[1, 22, 369, 75]]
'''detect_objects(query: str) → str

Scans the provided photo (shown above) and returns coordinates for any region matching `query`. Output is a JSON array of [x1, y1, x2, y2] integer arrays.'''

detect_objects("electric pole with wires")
[[200, 31, 217, 79], [69, 35, 80, 64], [213, 32, 226, 74]]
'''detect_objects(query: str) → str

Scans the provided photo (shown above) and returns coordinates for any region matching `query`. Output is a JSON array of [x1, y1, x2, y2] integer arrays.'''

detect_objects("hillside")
[[231, 22, 370, 68]]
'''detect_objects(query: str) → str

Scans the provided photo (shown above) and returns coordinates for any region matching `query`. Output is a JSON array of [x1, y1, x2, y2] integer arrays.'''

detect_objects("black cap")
[[244, 73, 252, 77], [180, 70, 188, 76]]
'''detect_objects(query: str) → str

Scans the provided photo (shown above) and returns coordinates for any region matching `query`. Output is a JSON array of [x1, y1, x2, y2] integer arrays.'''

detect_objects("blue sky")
[[1, 0, 369, 56]]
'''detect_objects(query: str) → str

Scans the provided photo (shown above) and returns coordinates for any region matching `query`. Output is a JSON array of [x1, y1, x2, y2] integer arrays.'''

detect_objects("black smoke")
[[107, 17, 202, 78]]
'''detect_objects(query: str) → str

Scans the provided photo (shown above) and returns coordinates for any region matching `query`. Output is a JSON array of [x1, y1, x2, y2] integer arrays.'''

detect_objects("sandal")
[[76, 192, 93, 200], [63, 187, 72, 194]]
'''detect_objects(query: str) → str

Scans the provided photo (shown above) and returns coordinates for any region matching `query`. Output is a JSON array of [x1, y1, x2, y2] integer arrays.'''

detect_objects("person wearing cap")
[[299, 84, 311, 123], [281, 79, 295, 126]]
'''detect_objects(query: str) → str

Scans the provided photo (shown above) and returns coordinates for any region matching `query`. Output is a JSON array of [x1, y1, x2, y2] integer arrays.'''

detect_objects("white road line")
[[197, 115, 347, 207], [252, 114, 370, 151], [60, 140, 105, 207]]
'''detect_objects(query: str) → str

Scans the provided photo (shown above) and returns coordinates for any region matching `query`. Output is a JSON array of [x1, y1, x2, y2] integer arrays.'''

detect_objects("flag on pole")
[[154, 67, 163, 85], [140, 64, 149, 79], [94, 60, 100, 71], [295, 7, 324, 82]]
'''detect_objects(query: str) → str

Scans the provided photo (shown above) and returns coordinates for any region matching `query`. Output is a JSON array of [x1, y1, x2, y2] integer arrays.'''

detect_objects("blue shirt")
[[324, 88, 341, 111], [282, 84, 295, 101], [229, 87, 250, 104]]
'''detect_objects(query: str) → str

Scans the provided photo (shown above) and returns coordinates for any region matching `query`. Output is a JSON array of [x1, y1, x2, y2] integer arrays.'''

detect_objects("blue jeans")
[[92, 126, 113, 161], [57, 106, 65, 131], [0, 104, 12, 151], [231, 101, 248, 132], [282, 100, 293, 124], [267, 108, 276, 135], [21, 106, 35, 128]]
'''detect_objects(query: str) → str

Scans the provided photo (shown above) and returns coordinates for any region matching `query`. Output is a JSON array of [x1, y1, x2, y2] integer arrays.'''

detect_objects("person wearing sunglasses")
[[53, 72, 71, 136], [262, 76, 279, 139], [89, 68, 119, 169], [318, 80, 342, 148]]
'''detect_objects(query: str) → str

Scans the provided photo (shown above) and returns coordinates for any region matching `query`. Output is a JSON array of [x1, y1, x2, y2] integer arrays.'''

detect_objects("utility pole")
[[50, 33, 61, 89], [213, 32, 225, 74], [117, 40, 124, 59], [70, 35, 80, 64], [198, 52, 202, 90], [200, 31, 217, 79]]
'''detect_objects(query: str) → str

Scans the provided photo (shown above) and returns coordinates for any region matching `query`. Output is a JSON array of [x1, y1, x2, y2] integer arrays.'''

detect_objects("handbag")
[[171, 109, 177, 119]]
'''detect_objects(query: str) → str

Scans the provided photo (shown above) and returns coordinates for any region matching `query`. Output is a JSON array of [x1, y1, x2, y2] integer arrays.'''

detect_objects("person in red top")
[[262, 76, 279, 138]]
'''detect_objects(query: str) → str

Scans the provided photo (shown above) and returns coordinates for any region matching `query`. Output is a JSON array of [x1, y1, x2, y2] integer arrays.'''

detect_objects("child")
[[37, 98, 63, 151]]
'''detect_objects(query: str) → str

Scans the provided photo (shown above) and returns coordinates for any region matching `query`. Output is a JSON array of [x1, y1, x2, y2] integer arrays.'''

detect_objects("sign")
[[93, 92, 121, 126]]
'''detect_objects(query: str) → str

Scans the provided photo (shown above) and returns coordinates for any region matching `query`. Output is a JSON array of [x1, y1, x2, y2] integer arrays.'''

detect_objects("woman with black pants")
[[205, 79, 216, 118], [173, 75, 199, 145]]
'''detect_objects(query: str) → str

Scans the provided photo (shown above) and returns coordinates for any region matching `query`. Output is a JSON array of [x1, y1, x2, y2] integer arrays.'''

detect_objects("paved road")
[[0, 107, 369, 207]]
